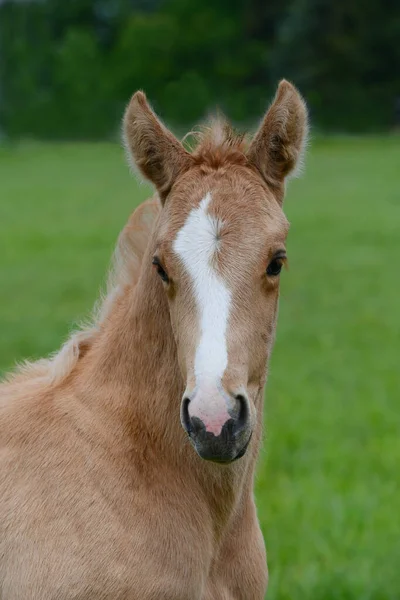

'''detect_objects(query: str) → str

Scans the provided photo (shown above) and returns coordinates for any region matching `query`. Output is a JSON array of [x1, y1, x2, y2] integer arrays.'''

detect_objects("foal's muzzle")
[[181, 393, 252, 464]]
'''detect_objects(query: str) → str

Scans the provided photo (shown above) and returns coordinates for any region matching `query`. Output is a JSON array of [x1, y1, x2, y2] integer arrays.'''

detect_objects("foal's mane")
[[3, 120, 247, 387], [4, 197, 161, 387]]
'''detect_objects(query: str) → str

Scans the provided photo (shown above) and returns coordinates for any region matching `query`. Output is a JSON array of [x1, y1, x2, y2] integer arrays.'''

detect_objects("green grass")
[[1, 137, 399, 599]]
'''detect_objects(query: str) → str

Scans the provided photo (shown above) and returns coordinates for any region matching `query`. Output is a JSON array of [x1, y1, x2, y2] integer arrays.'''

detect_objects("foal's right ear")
[[123, 92, 193, 203]]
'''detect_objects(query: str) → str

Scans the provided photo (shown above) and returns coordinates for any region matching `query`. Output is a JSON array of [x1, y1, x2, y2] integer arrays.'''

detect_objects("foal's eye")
[[152, 257, 169, 283], [266, 253, 286, 277], [266, 259, 283, 277]]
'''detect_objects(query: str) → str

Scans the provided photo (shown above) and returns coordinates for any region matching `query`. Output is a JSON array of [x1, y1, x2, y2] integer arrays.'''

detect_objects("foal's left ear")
[[247, 80, 308, 203], [123, 92, 193, 203]]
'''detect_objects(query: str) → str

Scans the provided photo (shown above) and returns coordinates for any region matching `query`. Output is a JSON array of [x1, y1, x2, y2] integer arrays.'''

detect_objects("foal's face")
[[124, 81, 308, 463], [153, 171, 289, 462]]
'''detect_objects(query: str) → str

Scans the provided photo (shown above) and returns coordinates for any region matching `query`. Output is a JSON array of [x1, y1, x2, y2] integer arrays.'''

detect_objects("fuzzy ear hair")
[[123, 92, 193, 203], [247, 80, 308, 202]]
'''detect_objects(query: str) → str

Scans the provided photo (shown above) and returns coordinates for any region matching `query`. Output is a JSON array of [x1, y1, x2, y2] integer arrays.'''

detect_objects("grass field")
[[1, 137, 399, 599]]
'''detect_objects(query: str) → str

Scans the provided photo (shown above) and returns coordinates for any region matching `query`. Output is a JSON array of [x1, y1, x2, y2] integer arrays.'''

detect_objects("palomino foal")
[[0, 81, 308, 599]]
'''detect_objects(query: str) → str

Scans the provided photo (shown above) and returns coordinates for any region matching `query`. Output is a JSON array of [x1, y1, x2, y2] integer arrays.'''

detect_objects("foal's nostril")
[[181, 397, 192, 435], [234, 394, 249, 430]]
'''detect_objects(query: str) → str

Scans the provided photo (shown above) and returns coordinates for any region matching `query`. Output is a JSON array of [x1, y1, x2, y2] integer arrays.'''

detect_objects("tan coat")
[[0, 81, 308, 599]]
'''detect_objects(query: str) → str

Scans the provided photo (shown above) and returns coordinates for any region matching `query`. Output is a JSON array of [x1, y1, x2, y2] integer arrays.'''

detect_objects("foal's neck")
[[84, 250, 183, 440]]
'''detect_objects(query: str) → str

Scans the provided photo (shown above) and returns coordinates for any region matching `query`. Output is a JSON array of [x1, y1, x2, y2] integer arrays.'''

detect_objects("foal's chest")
[[6, 522, 209, 600], [3, 476, 212, 600]]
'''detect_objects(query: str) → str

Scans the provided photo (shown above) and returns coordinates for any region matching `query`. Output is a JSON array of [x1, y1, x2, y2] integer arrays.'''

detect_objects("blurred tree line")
[[0, 0, 399, 138]]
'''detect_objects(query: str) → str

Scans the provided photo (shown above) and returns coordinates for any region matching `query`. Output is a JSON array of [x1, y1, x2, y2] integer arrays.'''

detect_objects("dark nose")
[[181, 394, 252, 463]]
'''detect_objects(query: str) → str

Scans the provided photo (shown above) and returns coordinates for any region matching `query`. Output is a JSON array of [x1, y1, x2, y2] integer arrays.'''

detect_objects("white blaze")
[[173, 193, 232, 434]]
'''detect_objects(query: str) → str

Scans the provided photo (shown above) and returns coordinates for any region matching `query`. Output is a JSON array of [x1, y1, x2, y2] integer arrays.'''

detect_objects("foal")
[[0, 80, 308, 599]]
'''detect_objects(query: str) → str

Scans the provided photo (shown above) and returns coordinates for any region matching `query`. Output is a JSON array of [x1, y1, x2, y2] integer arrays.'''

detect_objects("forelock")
[[185, 118, 249, 170]]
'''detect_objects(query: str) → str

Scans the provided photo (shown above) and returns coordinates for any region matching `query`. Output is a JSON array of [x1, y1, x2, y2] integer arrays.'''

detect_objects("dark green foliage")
[[0, 0, 399, 137], [272, 0, 400, 131]]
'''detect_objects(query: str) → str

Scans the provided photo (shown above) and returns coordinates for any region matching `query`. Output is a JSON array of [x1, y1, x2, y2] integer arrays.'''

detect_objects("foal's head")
[[124, 81, 308, 464]]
